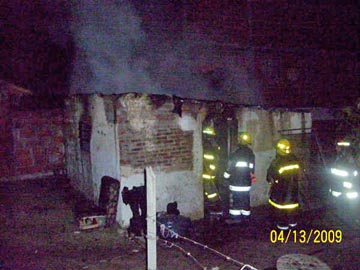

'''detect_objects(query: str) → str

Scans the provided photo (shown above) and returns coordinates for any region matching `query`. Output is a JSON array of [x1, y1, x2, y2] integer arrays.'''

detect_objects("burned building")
[[63, 1, 358, 227]]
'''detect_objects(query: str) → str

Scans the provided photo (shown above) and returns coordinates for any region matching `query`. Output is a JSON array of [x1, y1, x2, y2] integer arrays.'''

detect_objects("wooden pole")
[[146, 166, 157, 270]]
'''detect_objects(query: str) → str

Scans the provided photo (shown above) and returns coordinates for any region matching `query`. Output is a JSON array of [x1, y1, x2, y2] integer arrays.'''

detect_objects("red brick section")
[[117, 98, 194, 174], [0, 96, 13, 176], [11, 109, 65, 176]]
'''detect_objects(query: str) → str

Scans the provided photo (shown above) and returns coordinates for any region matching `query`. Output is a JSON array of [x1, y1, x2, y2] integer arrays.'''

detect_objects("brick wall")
[[0, 94, 12, 176], [117, 94, 193, 175], [12, 109, 65, 176]]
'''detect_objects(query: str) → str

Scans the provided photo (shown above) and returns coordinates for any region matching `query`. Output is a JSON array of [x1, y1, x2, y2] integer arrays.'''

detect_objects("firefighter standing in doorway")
[[267, 139, 301, 230], [202, 125, 223, 219], [223, 132, 256, 224]]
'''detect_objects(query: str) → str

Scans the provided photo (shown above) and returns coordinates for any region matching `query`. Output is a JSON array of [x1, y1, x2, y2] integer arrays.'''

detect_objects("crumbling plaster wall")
[[65, 94, 312, 227], [116, 94, 203, 227], [237, 107, 312, 206], [64, 97, 88, 195], [65, 95, 121, 207], [89, 95, 121, 205], [65, 94, 203, 227]]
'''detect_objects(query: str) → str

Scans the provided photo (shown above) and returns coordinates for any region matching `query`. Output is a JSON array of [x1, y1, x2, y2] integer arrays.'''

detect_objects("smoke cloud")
[[70, 0, 262, 106], [70, 0, 158, 94]]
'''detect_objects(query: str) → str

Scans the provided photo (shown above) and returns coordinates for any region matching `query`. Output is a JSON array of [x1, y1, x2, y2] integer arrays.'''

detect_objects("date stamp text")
[[270, 229, 342, 244]]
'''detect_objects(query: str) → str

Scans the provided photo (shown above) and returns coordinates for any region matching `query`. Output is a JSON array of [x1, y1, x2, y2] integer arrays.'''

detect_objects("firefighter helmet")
[[203, 126, 215, 136], [238, 132, 251, 145], [276, 139, 291, 156], [336, 137, 355, 161]]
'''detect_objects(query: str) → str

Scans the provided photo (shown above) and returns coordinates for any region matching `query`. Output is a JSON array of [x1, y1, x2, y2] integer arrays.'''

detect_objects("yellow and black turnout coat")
[[266, 153, 301, 210]]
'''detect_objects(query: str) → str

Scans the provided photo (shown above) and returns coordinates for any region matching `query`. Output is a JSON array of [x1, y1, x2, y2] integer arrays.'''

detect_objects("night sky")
[[0, 1, 74, 98], [1, 1, 359, 108]]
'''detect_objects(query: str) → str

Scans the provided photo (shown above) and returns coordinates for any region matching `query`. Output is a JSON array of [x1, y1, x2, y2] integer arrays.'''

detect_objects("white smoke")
[[70, 0, 160, 94], [69, 0, 263, 106]]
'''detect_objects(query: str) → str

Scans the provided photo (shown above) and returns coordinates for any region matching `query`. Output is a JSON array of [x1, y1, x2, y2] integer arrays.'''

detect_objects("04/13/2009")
[[269, 229, 342, 244]]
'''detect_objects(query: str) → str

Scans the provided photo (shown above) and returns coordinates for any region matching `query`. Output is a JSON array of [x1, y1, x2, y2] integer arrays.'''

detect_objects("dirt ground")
[[0, 177, 359, 270]]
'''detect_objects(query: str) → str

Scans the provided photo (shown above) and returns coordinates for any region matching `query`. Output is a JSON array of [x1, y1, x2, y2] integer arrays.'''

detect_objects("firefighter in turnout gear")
[[329, 138, 359, 201], [267, 139, 300, 230], [202, 125, 223, 219], [224, 132, 256, 224]]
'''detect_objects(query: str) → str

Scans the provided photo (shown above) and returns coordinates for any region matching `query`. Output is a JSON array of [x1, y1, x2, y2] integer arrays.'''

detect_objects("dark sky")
[[1, 1, 359, 109], [0, 0, 74, 98], [1, 1, 262, 107]]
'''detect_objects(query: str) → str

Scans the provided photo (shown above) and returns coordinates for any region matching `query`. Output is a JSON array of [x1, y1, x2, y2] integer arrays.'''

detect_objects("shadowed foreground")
[[0, 177, 359, 270]]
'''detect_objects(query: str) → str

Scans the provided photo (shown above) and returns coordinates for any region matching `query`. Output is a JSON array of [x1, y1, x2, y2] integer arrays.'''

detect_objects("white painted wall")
[[65, 95, 312, 227], [119, 169, 203, 227], [89, 95, 122, 221], [237, 107, 312, 206]]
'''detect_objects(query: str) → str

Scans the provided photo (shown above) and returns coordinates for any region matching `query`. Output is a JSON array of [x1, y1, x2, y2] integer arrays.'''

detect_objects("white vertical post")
[[146, 166, 157, 270]]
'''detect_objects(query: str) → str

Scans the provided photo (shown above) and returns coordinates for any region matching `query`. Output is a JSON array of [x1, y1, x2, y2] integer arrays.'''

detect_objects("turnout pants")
[[271, 207, 298, 229], [229, 185, 251, 219]]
